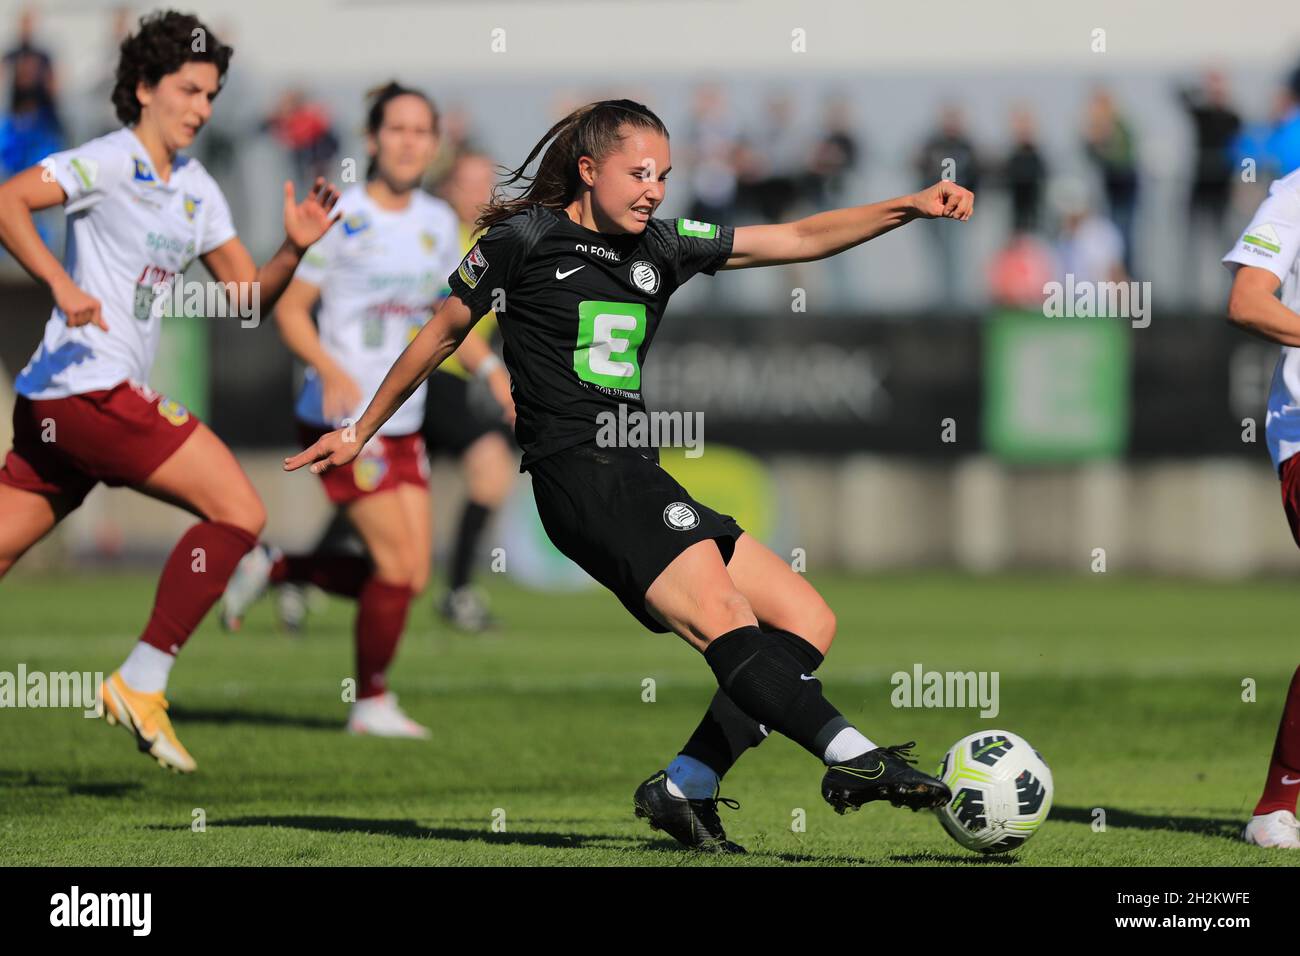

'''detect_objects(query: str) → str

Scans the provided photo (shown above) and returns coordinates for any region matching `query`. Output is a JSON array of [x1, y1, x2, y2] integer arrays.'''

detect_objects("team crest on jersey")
[[354, 447, 388, 492], [629, 260, 660, 294], [183, 193, 202, 222], [419, 231, 436, 253], [663, 502, 700, 531], [157, 398, 190, 427], [1244, 222, 1283, 255], [343, 213, 371, 237], [132, 158, 156, 183], [458, 244, 489, 289]]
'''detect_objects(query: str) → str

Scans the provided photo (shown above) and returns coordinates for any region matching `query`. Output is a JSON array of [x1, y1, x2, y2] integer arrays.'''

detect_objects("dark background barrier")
[[0, 281, 1279, 461]]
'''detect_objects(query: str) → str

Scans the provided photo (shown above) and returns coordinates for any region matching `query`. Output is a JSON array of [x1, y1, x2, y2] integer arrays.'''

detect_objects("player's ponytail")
[[477, 99, 668, 232], [364, 81, 438, 181]]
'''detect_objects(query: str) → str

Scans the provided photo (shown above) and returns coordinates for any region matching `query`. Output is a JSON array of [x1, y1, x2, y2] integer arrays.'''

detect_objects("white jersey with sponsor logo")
[[1223, 168, 1300, 473], [15, 127, 236, 400], [293, 185, 460, 436]]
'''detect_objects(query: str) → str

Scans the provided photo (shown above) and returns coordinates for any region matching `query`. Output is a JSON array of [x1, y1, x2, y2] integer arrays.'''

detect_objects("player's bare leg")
[[634, 537, 947, 850], [341, 487, 429, 738], [0, 483, 79, 580], [651, 532, 839, 809], [443, 431, 513, 632], [100, 424, 264, 773], [729, 533, 837, 653]]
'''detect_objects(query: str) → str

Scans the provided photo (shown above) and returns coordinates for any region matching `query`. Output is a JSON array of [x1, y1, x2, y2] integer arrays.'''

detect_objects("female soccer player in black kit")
[[287, 99, 975, 853]]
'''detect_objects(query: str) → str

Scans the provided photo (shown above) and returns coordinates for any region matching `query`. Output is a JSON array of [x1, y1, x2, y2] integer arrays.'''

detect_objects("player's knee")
[[701, 588, 756, 636], [467, 447, 512, 505], [371, 548, 416, 589], [225, 494, 266, 539], [806, 600, 837, 653]]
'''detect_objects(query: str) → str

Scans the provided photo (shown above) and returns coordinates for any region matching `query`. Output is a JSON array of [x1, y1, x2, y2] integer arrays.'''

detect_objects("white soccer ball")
[[934, 730, 1053, 853]]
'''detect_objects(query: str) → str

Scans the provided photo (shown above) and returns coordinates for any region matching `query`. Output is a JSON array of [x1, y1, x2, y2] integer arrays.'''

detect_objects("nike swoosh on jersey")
[[555, 265, 585, 279], [1283, 775, 1300, 785]]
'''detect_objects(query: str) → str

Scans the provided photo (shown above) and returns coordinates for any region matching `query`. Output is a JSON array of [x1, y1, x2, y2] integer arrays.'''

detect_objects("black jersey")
[[446, 206, 734, 469]]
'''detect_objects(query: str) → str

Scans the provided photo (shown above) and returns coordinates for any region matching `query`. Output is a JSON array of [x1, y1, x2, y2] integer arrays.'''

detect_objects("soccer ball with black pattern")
[[933, 730, 1053, 853]]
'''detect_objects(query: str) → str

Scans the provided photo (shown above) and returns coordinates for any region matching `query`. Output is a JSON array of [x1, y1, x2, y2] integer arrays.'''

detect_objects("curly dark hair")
[[112, 10, 233, 126]]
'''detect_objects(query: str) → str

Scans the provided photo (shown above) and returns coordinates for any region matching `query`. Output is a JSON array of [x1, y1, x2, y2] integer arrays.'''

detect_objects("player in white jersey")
[[1223, 165, 1300, 848], [0, 11, 342, 772], [220, 83, 512, 737]]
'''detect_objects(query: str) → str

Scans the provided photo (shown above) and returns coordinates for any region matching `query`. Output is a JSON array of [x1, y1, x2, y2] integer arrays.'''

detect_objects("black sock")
[[314, 508, 367, 558], [770, 628, 825, 673], [703, 626, 849, 761], [450, 501, 491, 591], [681, 628, 825, 777]]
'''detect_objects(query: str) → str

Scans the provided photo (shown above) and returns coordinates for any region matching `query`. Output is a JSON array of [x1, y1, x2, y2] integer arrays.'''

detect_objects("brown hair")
[[477, 99, 668, 232]]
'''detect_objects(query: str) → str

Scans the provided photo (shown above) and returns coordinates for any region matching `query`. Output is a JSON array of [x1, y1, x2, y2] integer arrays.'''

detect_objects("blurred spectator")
[[87, 6, 134, 138], [684, 84, 741, 225], [807, 94, 862, 309], [988, 232, 1058, 309], [1178, 70, 1241, 306], [1001, 105, 1047, 234], [1265, 64, 1300, 175], [1179, 71, 1241, 232], [806, 93, 860, 211], [1050, 177, 1127, 286], [0, 7, 62, 178], [915, 103, 982, 307], [1081, 88, 1138, 273], [261, 88, 339, 185], [736, 93, 806, 222]]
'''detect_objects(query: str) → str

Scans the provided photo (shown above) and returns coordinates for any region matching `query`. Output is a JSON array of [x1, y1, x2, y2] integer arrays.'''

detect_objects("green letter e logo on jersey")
[[574, 301, 646, 390], [676, 218, 718, 240]]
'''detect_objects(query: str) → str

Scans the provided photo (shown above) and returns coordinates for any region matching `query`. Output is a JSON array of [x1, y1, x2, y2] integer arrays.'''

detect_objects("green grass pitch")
[[0, 570, 1295, 866]]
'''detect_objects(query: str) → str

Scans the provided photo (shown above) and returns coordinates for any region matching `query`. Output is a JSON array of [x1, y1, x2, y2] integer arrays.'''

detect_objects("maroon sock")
[[1255, 665, 1300, 815], [141, 521, 258, 655], [355, 578, 413, 699], [271, 553, 370, 599]]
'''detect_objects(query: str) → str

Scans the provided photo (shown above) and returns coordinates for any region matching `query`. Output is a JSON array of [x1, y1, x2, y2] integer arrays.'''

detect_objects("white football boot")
[[220, 544, 279, 631], [347, 693, 431, 739], [1242, 809, 1300, 848]]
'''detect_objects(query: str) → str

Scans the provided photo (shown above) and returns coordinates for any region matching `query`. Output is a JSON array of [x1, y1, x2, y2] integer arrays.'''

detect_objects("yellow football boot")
[[98, 671, 197, 773]]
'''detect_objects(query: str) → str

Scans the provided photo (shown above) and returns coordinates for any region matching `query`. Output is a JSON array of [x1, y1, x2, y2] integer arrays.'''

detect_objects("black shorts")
[[527, 443, 745, 633], [421, 371, 509, 457]]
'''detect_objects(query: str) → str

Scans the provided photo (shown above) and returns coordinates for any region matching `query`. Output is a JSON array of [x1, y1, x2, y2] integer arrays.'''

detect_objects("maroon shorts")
[[0, 380, 199, 506], [1282, 454, 1300, 548], [297, 422, 428, 506]]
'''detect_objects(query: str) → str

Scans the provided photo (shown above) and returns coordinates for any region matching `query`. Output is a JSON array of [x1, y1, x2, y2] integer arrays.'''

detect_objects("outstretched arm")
[[202, 178, 342, 316], [1227, 266, 1300, 346], [722, 180, 974, 270], [285, 294, 482, 474]]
